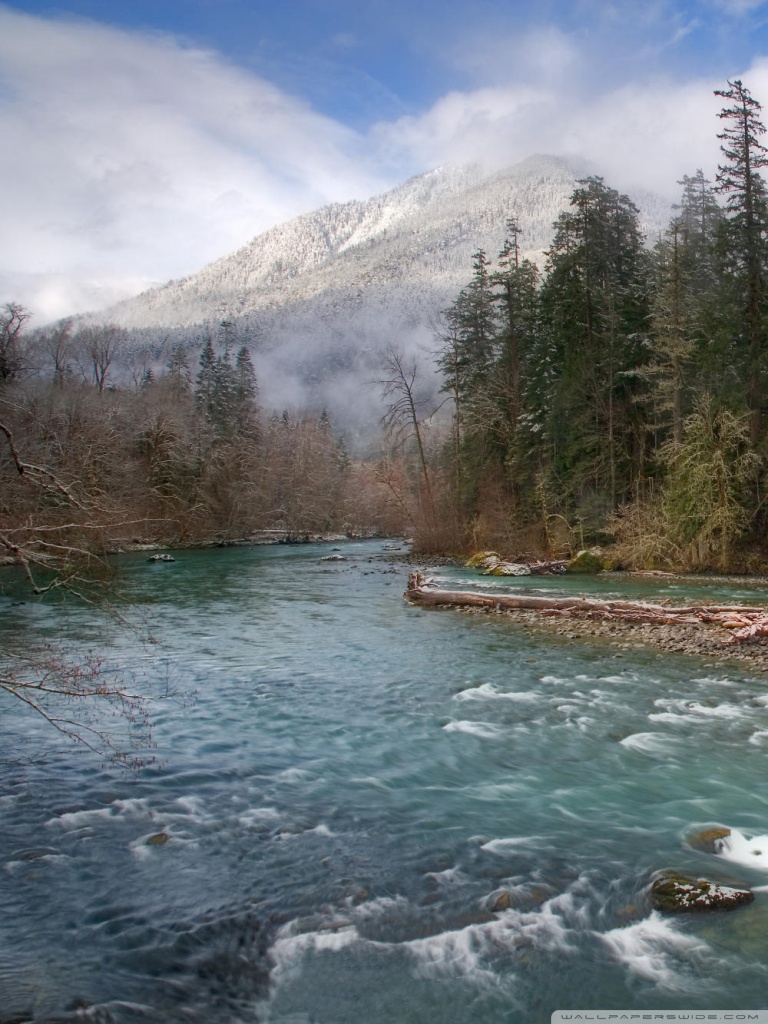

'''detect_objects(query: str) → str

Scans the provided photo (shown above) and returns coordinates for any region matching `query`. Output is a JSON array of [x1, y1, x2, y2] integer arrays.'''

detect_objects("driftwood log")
[[404, 571, 768, 645]]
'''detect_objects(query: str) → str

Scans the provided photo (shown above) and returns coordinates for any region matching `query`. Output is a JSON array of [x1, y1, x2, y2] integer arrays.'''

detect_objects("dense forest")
[[3, 79, 768, 574], [402, 79, 768, 571]]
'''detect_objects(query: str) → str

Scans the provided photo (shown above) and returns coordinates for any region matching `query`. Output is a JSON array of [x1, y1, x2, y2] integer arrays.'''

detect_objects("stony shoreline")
[[456, 600, 768, 672], [408, 561, 768, 673]]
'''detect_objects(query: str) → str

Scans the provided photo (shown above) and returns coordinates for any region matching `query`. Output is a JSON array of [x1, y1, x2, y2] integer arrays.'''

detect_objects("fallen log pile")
[[404, 571, 768, 646]]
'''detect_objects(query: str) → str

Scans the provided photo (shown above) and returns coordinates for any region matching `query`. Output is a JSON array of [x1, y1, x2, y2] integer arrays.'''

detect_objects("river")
[[3, 541, 768, 1023]]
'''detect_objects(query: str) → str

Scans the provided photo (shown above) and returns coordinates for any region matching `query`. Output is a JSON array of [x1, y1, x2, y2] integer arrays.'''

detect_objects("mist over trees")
[[0, 313, 399, 569]]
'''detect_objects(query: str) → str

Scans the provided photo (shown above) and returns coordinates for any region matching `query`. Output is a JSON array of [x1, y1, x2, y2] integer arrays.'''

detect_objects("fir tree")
[[715, 79, 768, 439]]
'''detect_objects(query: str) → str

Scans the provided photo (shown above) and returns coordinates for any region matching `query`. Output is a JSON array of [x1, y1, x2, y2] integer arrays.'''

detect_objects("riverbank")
[[409, 567, 768, 672], [480, 603, 768, 671]]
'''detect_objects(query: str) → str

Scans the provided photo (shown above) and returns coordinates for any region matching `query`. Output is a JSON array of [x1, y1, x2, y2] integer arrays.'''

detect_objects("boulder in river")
[[686, 826, 732, 854], [464, 551, 500, 569], [651, 872, 754, 913], [146, 832, 170, 846], [566, 549, 606, 573]]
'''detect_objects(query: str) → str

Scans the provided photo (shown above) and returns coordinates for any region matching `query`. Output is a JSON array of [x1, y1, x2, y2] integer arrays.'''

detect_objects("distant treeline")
[[0, 310, 406, 578]]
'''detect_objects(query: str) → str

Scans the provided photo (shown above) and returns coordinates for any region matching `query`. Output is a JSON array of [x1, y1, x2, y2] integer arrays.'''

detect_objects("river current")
[[3, 541, 768, 1022]]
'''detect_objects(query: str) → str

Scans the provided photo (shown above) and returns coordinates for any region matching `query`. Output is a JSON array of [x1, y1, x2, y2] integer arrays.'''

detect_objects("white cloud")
[[3, 6, 768, 325], [372, 60, 768, 199], [0, 6, 387, 321]]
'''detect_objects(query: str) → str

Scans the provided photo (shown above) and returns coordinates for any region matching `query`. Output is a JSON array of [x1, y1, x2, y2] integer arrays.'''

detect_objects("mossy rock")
[[651, 872, 753, 913], [566, 549, 606, 573], [687, 826, 732, 854], [465, 551, 500, 568], [146, 832, 170, 846]]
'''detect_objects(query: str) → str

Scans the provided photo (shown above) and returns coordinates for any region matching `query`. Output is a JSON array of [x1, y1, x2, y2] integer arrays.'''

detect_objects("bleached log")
[[404, 577, 768, 645]]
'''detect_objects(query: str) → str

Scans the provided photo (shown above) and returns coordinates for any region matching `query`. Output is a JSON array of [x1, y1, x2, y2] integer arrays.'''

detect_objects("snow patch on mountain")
[[87, 154, 672, 432]]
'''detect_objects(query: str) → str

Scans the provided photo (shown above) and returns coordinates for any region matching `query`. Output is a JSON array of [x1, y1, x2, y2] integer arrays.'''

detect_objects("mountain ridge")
[[85, 155, 674, 428], [98, 154, 669, 332]]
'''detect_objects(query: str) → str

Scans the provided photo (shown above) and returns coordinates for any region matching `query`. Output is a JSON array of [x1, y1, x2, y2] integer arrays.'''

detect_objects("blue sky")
[[3, 0, 768, 319]]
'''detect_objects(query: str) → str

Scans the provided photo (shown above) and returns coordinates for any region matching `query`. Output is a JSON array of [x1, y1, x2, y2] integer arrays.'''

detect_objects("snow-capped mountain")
[[94, 154, 673, 428]]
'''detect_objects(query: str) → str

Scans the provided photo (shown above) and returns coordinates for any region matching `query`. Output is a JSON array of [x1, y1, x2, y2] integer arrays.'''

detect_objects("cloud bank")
[[2, 5, 767, 322], [0, 7, 387, 319]]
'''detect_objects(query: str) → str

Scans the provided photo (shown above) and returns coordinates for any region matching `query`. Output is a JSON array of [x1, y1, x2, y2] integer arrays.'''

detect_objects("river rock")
[[489, 890, 512, 912], [146, 832, 170, 846], [687, 826, 732, 854], [566, 549, 606, 573], [651, 872, 754, 913], [465, 551, 501, 569], [483, 562, 531, 576]]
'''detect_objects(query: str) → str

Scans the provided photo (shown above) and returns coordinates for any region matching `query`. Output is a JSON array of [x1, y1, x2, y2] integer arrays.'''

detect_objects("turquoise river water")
[[3, 541, 768, 1022]]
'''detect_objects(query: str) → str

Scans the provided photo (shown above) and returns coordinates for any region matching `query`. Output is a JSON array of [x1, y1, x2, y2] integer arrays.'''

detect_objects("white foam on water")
[[310, 823, 334, 837], [405, 921, 504, 986], [275, 823, 335, 841], [238, 807, 282, 827], [129, 832, 194, 860], [45, 798, 152, 831], [600, 911, 713, 991], [274, 767, 315, 784], [463, 780, 529, 801], [619, 732, 677, 756], [424, 866, 467, 886], [407, 895, 575, 987], [173, 795, 212, 822], [3, 852, 67, 872], [481, 835, 546, 854], [268, 922, 363, 990], [443, 720, 505, 740], [350, 775, 392, 789], [691, 676, 739, 688], [714, 828, 768, 871], [651, 697, 750, 723], [349, 894, 412, 922], [454, 683, 539, 703]]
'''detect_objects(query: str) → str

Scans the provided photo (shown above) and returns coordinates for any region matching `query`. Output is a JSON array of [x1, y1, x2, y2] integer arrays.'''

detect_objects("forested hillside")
[[74, 155, 671, 431], [396, 80, 768, 571]]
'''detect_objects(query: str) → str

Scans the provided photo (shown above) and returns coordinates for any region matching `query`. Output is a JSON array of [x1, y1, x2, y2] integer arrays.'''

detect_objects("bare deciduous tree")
[[0, 302, 31, 383], [376, 348, 436, 527]]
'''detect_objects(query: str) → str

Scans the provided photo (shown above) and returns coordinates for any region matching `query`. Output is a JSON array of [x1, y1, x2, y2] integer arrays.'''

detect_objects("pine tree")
[[539, 177, 651, 518], [647, 172, 724, 445], [715, 79, 768, 440]]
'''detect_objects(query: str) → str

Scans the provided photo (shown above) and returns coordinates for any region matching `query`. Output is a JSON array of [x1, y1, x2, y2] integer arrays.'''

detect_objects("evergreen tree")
[[539, 177, 651, 519], [490, 220, 540, 493], [234, 345, 259, 438], [715, 79, 768, 439], [647, 172, 724, 444], [195, 336, 216, 415], [445, 250, 498, 393]]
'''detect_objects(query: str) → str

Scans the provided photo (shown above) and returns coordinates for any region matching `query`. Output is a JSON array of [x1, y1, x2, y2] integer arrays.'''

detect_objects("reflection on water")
[[2, 543, 768, 1022]]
